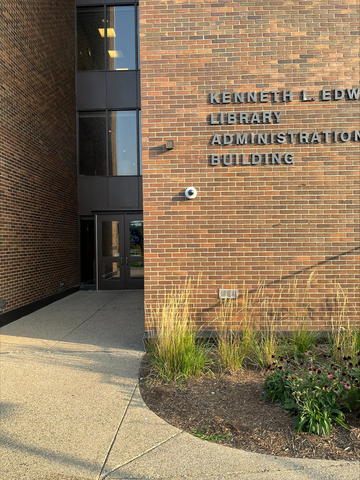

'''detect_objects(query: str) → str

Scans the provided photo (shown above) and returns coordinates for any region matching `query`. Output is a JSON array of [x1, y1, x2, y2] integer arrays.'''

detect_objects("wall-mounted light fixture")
[[166, 140, 174, 150]]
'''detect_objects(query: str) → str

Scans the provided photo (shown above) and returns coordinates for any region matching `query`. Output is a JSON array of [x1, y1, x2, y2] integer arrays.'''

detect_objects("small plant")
[[286, 271, 316, 324], [249, 297, 284, 369], [147, 276, 213, 382], [250, 330, 280, 369], [288, 365, 348, 436], [264, 352, 360, 436], [216, 294, 251, 372], [192, 426, 231, 443], [330, 320, 360, 364], [329, 283, 360, 362], [289, 325, 320, 360]]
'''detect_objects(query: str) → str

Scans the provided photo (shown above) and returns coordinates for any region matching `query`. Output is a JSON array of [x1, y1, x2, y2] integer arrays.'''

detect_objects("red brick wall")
[[140, 0, 360, 331], [0, 1, 78, 314]]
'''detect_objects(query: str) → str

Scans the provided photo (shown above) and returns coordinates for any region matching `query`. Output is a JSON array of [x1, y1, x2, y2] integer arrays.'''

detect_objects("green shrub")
[[263, 353, 360, 436]]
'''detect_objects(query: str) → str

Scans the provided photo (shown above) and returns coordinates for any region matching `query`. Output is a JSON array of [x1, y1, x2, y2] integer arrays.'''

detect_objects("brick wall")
[[0, 1, 78, 314], [140, 0, 360, 331]]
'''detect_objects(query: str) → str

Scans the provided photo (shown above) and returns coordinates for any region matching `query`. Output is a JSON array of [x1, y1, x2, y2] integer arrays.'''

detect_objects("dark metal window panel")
[[136, 71, 141, 107], [75, 1, 138, 4], [106, 71, 138, 108], [76, 0, 105, 5], [78, 176, 108, 215], [106, 0, 138, 4], [77, 72, 106, 110], [108, 177, 139, 208], [77, 72, 138, 110], [138, 177, 143, 206]]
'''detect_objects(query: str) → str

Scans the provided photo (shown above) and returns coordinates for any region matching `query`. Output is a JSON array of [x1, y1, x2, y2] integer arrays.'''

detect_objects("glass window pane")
[[107, 6, 135, 71], [102, 221, 120, 257], [139, 111, 142, 175], [137, 5, 140, 69], [129, 221, 143, 256], [102, 262, 121, 280], [79, 112, 107, 176], [130, 262, 144, 279], [77, 7, 105, 71], [109, 111, 137, 175]]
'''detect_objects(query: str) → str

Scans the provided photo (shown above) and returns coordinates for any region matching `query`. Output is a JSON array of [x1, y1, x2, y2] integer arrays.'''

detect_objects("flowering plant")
[[263, 351, 360, 436]]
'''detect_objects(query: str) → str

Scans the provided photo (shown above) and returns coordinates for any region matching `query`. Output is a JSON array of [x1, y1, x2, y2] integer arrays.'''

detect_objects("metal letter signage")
[[208, 88, 360, 166]]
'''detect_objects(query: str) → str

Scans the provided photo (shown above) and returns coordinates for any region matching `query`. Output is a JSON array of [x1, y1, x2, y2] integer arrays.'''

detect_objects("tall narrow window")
[[139, 111, 142, 175], [108, 111, 138, 175], [107, 6, 136, 71], [78, 112, 107, 175], [77, 7, 105, 71]]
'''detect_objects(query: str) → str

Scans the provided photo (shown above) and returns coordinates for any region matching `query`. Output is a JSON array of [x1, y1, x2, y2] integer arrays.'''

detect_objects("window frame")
[[77, 109, 142, 177], [76, 4, 140, 72]]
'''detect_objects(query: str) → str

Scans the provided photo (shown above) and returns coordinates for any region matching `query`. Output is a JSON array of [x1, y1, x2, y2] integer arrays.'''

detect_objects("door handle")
[[126, 257, 129, 265], [120, 257, 124, 265]]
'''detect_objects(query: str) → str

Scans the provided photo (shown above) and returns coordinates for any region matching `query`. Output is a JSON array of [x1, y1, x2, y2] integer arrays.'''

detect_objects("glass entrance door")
[[126, 215, 144, 289], [97, 214, 143, 290]]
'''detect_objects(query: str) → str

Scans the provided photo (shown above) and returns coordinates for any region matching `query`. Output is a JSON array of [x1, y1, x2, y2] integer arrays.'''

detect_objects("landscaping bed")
[[139, 361, 360, 461], [141, 275, 360, 460]]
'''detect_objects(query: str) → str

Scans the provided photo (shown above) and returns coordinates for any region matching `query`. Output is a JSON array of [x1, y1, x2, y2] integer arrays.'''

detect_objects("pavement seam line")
[[96, 382, 138, 480], [47, 292, 123, 351], [99, 430, 182, 479]]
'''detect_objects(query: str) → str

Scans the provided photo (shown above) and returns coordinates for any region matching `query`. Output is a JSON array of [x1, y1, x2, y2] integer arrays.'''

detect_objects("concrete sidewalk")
[[0, 291, 358, 480]]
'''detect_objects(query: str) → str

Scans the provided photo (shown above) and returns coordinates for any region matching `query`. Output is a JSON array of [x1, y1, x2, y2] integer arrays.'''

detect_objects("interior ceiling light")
[[108, 50, 123, 58], [98, 28, 116, 37]]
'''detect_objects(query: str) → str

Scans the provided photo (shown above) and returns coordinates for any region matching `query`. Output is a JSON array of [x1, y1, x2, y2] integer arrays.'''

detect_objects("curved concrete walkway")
[[0, 291, 358, 480]]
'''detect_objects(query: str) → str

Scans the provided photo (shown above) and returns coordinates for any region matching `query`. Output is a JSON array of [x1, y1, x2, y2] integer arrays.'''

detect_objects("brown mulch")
[[139, 361, 360, 461]]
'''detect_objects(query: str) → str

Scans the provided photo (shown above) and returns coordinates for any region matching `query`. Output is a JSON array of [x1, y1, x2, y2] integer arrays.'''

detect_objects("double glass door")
[[97, 214, 143, 290]]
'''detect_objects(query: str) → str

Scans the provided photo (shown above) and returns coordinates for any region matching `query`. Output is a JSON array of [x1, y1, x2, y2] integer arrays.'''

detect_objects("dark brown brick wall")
[[140, 0, 360, 331], [0, 1, 78, 314]]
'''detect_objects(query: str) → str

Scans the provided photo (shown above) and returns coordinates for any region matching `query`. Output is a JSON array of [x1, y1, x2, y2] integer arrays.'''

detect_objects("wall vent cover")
[[218, 289, 238, 300]]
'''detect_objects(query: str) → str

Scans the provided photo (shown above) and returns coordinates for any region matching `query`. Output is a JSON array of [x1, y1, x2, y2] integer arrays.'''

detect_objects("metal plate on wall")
[[108, 177, 139, 208], [106, 71, 138, 109], [78, 176, 108, 215], [77, 72, 106, 110]]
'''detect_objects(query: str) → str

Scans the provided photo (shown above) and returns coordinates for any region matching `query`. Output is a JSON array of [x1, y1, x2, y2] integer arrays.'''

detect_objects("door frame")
[[96, 213, 143, 290]]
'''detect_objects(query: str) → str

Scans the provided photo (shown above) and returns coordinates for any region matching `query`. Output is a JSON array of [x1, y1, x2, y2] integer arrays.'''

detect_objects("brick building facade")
[[0, 1, 78, 317], [140, 0, 360, 331], [0, 1, 359, 332]]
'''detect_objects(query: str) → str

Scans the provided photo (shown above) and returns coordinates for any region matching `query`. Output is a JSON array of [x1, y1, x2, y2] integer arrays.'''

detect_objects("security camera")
[[185, 187, 197, 200]]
